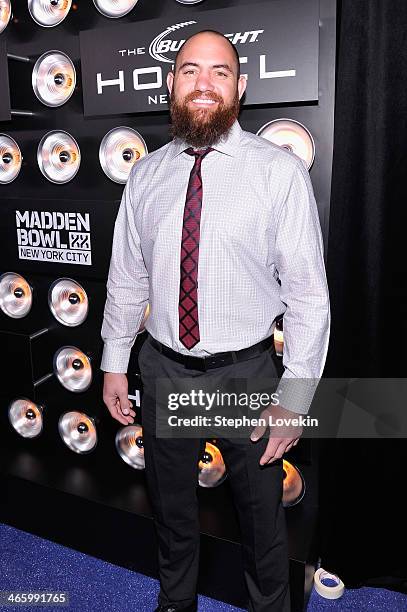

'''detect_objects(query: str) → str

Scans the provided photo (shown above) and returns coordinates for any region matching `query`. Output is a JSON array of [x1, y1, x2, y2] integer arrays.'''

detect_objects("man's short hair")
[[173, 29, 241, 78]]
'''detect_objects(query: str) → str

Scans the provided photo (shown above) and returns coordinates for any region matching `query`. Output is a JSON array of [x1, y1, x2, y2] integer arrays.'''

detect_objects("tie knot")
[[185, 147, 213, 160]]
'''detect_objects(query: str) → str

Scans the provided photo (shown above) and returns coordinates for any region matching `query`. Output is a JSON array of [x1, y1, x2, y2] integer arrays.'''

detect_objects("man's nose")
[[194, 71, 215, 91]]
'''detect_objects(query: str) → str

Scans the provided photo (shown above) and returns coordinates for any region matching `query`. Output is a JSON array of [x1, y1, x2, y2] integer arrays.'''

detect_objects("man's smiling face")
[[167, 31, 247, 147]]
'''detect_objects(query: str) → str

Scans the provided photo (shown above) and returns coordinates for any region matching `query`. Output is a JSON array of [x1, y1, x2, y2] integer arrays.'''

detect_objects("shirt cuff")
[[274, 374, 320, 415], [100, 344, 131, 374]]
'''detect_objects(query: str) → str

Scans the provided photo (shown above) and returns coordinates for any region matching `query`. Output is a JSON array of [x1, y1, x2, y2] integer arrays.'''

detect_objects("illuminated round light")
[[99, 126, 147, 184], [274, 318, 284, 357], [58, 411, 97, 453], [53, 346, 92, 392], [48, 278, 88, 327], [32, 51, 76, 107], [175, 0, 205, 4], [198, 442, 227, 488], [115, 424, 145, 469], [139, 303, 150, 333], [0, 134, 22, 184], [93, 0, 139, 18], [257, 119, 315, 169], [282, 459, 305, 507], [8, 398, 43, 438], [0, 272, 32, 318], [37, 130, 81, 184], [28, 0, 72, 27], [0, 0, 11, 34]]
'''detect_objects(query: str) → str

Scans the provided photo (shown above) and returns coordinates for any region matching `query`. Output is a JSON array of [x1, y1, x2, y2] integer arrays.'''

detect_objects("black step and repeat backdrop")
[[0, 0, 336, 511], [0, 39, 11, 121]]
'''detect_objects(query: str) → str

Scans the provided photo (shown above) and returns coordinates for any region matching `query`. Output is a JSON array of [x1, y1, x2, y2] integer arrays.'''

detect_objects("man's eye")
[[216, 72, 228, 77], [184, 70, 195, 75]]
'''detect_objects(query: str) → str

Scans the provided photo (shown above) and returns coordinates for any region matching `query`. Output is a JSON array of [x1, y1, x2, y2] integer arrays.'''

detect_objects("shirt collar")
[[169, 119, 242, 159]]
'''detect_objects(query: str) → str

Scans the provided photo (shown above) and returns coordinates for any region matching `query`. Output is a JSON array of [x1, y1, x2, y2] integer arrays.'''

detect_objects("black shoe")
[[154, 601, 197, 612]]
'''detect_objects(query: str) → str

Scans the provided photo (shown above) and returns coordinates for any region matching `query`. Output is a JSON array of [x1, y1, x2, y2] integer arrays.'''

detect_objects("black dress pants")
[[138, 334, 291, 612]]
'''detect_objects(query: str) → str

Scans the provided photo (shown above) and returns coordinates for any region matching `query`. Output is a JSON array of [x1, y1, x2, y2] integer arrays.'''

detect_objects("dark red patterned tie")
[[179, 147, 213, 349]]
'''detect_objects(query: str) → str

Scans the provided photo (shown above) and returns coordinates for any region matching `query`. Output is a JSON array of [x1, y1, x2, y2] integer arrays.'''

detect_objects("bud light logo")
[[149, 21, 197, 63]]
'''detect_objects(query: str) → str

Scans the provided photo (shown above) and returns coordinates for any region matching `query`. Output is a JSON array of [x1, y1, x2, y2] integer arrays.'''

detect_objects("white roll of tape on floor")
[[314, 568, 345, 599]]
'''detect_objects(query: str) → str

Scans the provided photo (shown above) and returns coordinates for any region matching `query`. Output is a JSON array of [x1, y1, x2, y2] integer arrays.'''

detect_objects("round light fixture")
[[53, 346, 92, 392], [274, 318, 284, 357], [32, 50, 76, 107], [8, 398, 43, 438], [28, 0, 72, 28], [48, 278, 88, 327], [99, 126, 147, 184], [139, 303, 150, 333], [0, 0, 12, 34], [93, 0, 139, 18], [257, 119, 315, 169], [0, 272, 32, 318], [198, 442, 227, 487], [58, 411, 97, 453], [282, 459, 305, 507], [0, 134, 22, 184], [37, 130, 81, 184], [115, 424, 145, 469]]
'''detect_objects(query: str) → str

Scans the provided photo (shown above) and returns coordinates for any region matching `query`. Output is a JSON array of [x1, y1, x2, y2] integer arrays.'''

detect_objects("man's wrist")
[[103, 370, 127, 375]]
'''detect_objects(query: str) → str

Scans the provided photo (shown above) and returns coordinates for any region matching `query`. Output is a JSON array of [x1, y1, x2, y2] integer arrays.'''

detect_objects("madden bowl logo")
[[148, 21, 264, 64]]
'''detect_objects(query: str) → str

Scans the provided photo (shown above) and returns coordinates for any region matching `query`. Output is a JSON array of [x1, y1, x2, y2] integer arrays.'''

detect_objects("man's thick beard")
[[169, 90, 240, 148]]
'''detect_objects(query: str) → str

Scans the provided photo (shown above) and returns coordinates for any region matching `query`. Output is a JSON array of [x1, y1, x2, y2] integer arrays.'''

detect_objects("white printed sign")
[[16, 210, 92, 266]]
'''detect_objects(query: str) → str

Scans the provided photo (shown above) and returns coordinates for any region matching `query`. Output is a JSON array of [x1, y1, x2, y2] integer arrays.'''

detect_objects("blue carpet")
[[307, 582, 407, 611], [1, 523, 406, 611]]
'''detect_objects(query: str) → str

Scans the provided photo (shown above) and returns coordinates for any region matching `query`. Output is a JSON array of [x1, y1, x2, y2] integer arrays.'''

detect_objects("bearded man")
[[101, 30, 330, 612]]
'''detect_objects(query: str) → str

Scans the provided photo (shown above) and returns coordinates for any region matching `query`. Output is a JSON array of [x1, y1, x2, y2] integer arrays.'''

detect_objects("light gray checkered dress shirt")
[[100, 120, 330, 414]]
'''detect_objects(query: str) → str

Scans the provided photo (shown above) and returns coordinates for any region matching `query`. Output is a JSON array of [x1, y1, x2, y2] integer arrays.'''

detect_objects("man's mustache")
[[183, 92, 223, 105]]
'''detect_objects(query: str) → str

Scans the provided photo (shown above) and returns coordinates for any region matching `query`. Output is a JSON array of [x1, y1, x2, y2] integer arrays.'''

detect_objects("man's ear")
[[167, 70, 174, 95], [237, 74, 247, 100]]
